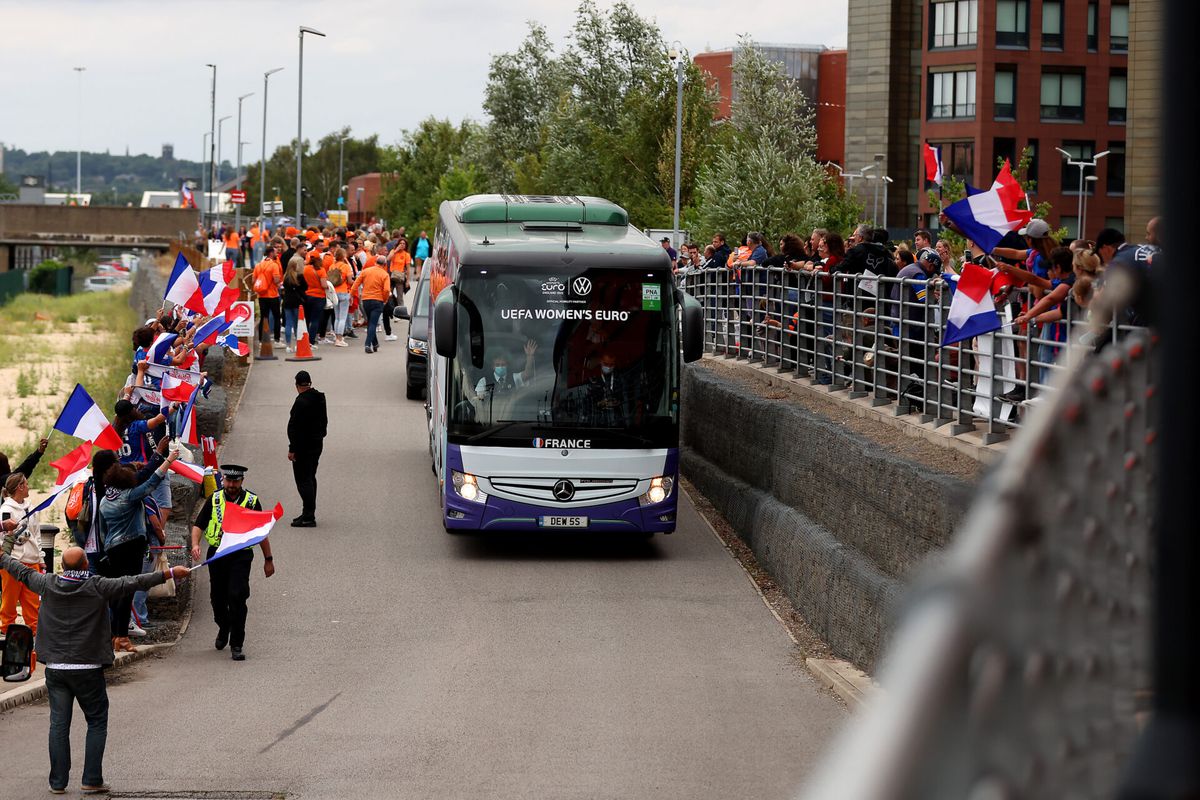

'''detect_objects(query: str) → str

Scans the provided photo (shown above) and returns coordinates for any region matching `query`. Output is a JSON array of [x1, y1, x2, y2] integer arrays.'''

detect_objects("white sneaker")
[[385, 334, 398, 341], [128, 622, 147, 638], [286, 345, 293, 353]]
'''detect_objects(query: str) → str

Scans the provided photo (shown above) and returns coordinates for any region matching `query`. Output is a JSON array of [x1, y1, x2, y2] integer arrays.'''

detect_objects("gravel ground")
[[697, 357, 985, 483]]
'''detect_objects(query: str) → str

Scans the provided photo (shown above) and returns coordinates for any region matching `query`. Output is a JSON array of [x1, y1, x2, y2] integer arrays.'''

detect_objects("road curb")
[[805, 658, 878, 711]]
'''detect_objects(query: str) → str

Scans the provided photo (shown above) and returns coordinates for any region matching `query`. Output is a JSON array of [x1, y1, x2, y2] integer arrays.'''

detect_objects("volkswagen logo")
[[572, 277, 592, 296], [552, 479, 575, 501]]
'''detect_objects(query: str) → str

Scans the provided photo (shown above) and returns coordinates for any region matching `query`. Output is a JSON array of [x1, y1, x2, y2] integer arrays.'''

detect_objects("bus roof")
[[441, 195, 670, 270]]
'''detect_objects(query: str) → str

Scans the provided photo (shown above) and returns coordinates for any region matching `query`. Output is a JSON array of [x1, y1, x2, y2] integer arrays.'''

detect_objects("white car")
[[82, 275, 131, 292]]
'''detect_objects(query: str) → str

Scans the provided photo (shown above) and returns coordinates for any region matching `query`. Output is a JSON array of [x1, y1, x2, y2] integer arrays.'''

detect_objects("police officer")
[[189, 464, 275, 661]]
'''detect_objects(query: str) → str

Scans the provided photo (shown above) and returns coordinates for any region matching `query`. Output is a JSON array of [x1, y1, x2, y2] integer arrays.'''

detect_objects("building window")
[[1041, 71, 1085, 121], [1111, 3, 1130, 51], [993, 137, 1017, 173], [1042, 0, 1063, 49], [1109, 71, 1127, 122], [1087, 2, 1098, 50], [1060, 141, 1095, 195], [948, 141, 976, 182], [994, 67, 1016, 119], [931, 0, 979, 48], [996, 0, 1029, 47], [929, 69, 977, 119], [1107, 142, 1126, 195], [1061, 216, 1080, 240], [1027, 138, 1039, 190]]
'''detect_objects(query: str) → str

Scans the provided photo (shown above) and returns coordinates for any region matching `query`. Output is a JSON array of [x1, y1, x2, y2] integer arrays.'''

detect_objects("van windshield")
[[446, 267, 679, 448]]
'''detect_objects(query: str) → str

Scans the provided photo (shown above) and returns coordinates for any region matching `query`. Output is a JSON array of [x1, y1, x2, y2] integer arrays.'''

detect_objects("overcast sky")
[[0, 0, 847, 163]]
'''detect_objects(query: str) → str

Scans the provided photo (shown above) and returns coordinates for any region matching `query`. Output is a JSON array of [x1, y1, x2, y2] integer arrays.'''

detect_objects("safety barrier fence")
[[684, 266, 1143, 444]]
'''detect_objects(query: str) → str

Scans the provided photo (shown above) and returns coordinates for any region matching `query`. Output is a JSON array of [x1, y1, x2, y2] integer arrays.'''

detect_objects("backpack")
[[327, 267, 343, 287], [253, 271, 271, 294]]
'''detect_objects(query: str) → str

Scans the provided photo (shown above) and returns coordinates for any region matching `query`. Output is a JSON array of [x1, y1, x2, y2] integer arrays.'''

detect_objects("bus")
[[426, 194, 703, 535]]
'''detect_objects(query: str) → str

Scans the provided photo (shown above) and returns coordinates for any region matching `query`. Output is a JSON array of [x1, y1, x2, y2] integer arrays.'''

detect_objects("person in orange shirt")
[[329, 247, 353, 348], [389, 239, 413, 283], [252, 243, 284, 343], [223, 228, 240, 265], [349, 258, 391, 353], [301, 249, 329, 348]]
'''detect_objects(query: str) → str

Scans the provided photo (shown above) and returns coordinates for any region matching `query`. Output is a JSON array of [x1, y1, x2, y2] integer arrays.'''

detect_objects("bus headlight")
[[638, 475, 674, 506], [451, 470, 487, 503]]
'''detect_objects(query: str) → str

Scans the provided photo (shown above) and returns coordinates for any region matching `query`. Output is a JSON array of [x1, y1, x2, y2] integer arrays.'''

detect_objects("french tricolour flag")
[[54, 384, 123, 451], [164, 253, 201, 309], [942, 263, 1003, 347], [148, 331, 177, 365], [176, 383, 201, 446], [942, 161, 1032, 253], [186, 262, 239, 316], [203, 502, 284, 565], [160, 373, 195, 404], [169, 459, 206, 484], [220, 333, 249, 357], [924, 143, 943, 186]]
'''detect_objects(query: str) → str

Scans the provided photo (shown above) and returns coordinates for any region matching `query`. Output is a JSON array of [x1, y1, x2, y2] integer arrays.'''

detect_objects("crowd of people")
[[677, 216, 1161, 401]]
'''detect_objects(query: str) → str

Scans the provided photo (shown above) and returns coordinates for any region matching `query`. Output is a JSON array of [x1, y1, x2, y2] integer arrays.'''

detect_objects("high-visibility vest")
[[204, 490, 259, 547]]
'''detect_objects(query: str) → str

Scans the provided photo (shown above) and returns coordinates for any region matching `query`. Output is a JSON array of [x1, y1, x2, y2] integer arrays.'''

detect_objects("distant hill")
[[1, 145, 229, 206]]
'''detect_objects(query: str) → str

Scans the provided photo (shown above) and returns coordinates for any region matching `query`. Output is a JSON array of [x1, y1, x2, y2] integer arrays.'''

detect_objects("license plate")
[[539, 516, 589, 528]]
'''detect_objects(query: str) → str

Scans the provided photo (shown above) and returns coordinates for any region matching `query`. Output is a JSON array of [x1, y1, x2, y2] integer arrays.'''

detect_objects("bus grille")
[[486, 476, 640, 503]]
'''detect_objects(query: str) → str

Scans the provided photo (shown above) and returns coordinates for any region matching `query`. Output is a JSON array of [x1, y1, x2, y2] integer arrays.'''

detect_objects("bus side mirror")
[[433, 286, 457, 358], [677, 290, 704, 363]]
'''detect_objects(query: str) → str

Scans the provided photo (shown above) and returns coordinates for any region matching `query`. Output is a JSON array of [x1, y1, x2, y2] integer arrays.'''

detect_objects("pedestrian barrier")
[[685, 266, 1142, 444], [797, 325, 1156, 797]]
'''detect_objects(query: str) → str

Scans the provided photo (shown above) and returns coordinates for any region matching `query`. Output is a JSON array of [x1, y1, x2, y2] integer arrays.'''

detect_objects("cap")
[[918, 248, 943, 269], [114, 399, 135, 417], [220, 464, 248, 480], [661, 237, 671, 243], [1019, 219, 1051, 237], [294, 370, 312, 386]]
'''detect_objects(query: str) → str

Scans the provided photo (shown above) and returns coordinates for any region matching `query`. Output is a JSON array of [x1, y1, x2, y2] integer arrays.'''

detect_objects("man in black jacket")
[[1, 543, 189, 794], [287, 370, 327, 527], [841, 224, 895, 278]]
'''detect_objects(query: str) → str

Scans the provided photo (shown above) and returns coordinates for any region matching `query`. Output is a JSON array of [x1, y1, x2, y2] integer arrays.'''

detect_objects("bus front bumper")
[[444, 492, 677, 533]]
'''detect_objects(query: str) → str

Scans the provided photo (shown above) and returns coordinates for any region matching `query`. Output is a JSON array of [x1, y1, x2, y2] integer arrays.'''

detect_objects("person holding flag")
[[188, 464, 275, 661]]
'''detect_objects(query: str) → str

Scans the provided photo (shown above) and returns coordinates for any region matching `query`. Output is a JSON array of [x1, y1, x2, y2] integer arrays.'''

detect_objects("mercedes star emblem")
[[552, 479, 575, 501]]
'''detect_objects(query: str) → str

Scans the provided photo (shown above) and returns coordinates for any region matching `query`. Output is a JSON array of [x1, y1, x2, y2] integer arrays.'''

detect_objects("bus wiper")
[[465, 421, 527, 443]]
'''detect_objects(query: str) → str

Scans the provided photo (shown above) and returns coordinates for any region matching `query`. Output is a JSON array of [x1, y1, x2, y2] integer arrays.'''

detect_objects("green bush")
[[29, 259, 66, 294]]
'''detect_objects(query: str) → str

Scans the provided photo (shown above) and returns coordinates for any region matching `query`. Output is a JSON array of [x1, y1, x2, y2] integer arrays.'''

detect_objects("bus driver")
[[473, 339, 539, 400]]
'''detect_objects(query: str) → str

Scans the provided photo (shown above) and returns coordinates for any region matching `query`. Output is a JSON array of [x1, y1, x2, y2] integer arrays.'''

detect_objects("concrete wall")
[[680, 365, 972, 668], [0, 205, 196, 242]]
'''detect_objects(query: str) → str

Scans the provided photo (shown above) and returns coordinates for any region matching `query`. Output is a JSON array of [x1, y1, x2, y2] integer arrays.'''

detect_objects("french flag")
[[176, 383, 202, 446], [186, 261, 239, 316], [203, 502, 284, 565], [942, 263, 1004, 347], [53, 384, 123, 451], [192, 303, 251, 346], [160, 373, 195, 404], [220, 333, 249, 357], [50, 441, 93, 485], [169, 459, 206, 485], [164, 253, 202, 309], [942, 162, 1032, 253], [28, 464, 94, 517], [148, 331, 178, 365], [924, 143, 943, 186]]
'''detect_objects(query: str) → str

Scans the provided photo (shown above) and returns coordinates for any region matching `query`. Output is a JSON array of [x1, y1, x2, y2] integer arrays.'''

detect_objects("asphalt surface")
[[0, 325, 845, 799]]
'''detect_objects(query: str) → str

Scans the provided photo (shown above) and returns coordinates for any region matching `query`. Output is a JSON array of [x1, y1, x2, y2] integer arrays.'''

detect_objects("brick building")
[[918, 0, 1131, 238], [694, 44, 848, 167]]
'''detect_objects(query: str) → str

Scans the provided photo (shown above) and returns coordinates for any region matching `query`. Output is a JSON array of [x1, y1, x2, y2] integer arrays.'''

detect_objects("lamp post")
[[882, 175, 894, 230], [201, 132, 210, 227], [338, 133, 349, 208], [272, 185, 280, 232], [667, 42, 685, 250], [216, 115, 231, 224], [260, 67, 284, 230], [844, 163, 875, 219], [356, 186, 364, 225], [872, 153, 886, 226], [72, 66, 85, 198], [206, 64, 217, 225], [1082, 175, 1099, 238], [297, 26, 326, 228], [1055, 147, 1109, 239], [235, 93, 254, 239]]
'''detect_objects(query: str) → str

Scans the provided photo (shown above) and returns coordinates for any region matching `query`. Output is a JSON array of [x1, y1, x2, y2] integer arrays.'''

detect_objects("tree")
[[242, 130, 381, 223], [377, 119, 481, 231], [694, 38, 830, 242]]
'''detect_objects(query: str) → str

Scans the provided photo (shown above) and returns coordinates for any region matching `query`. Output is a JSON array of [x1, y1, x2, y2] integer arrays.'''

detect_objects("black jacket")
[[711, 244, 732, 271], [0, 448, 42, 487], [842, 242, 895, 278], [288, 388, 328, 453]]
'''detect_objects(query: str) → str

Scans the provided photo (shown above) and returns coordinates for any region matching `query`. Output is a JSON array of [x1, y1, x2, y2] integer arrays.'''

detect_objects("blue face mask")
[[494, 366, 508, 380], [600, 365, 614, 376]]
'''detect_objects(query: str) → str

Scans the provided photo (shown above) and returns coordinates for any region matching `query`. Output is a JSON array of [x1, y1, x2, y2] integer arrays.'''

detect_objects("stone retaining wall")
[[681, 364, 974, 668]]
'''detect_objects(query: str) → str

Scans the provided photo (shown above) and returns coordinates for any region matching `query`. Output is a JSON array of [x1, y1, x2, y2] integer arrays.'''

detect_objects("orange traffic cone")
[[286, 305, 322, 362]]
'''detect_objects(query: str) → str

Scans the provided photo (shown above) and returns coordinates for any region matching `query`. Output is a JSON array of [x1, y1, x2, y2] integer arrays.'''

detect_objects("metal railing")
[[684, 266, 1143, 444]]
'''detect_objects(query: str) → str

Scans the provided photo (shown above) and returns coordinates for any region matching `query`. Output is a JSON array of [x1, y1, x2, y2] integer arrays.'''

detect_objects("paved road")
[[1, 333, 845, 799]]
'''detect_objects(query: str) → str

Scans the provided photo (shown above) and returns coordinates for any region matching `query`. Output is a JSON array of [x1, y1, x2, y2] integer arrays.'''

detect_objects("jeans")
[[283, 306, 299, 346], [362, 299, 384, 351], [302, 296, 325, 343], [46, 667, 108, 790], [100, 538, 146, 638], [259, 297, 282, 342], [292, 447, 322, 519], [207, 546, 253, 647], [334, 293, 350, 335]]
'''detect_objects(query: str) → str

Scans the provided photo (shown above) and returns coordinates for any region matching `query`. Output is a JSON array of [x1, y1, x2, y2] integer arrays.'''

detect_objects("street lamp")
[[1055, 147, 1109, 239], [338, 133, 349, 208], [261, 67, 284, 230], [356, 186, 364, 224], [667, 42, 685, 250], [872, 153, 886, 226], [882, 176, 894, 230], [842, 163, 875, 218], [1082, 175, 1099, 240], [201, 132, 210, 225], [216, 114, 232, 222], [297, 26, 326, 228], [272, 185, 280, 232], [72, 66, 85, 198], [235, 93, 254, 239], [206, 64, 217, 225]]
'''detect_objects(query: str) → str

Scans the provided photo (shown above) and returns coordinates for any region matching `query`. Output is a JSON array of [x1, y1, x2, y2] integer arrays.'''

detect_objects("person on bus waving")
[[474, 340, 539, 398]]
